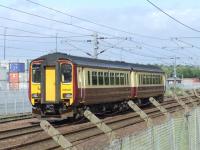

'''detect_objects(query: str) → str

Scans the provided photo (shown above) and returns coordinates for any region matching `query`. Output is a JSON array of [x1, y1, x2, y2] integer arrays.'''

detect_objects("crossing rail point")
[[127, 100, 153, 128], [149, 97, 170, 120], [40, 120, 77, 150], [83, 110, 118, 143]]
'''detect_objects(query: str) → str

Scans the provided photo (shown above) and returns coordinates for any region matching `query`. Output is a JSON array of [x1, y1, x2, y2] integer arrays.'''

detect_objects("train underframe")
[[32, 95, 164, 120]]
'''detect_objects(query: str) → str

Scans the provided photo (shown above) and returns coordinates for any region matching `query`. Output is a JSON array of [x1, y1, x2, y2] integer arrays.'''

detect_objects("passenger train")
[[29, 52, 165, 119]]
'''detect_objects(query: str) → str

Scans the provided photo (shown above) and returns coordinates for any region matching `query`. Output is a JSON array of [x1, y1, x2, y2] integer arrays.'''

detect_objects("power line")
[[0, 34, 90, 39], [0, 25, 54, 36], [0, 45, 49, 53], [145, 0, 200, 33], [100, 40, 170, 60], [0, 4, 114, 36], [25, 0, 170, 41], [0, 16, 86, 36]]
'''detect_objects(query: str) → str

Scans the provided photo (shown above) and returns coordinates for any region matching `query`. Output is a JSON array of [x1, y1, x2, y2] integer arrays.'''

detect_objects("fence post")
[[174, 94, 190, 113], [181, 89, 197, 107], [127, 100, 153, 128], [83, 110, 118, 143], [40, 120, 77, 150], [193, 89, 200, 99], [149, 97, 170, 120]]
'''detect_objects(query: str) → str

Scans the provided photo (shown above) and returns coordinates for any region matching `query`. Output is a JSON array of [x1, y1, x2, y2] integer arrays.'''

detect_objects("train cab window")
[[110, 73, 115, 85], [98, 72, 103, 85], [120, 73, 125, 85], [104, 72, 109, 85], [92, 71, 97, 85], [61, 64, 72, 83], [115, 73, 119, 85], [32, 64, 41, 83]]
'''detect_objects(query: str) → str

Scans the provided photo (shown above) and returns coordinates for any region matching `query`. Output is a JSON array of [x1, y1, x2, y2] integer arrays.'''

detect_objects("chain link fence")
[[105, 107, 200, 150], [0, 89, 31, 115]]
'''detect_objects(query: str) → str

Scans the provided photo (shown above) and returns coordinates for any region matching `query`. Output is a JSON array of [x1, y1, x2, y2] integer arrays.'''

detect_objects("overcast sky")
[[0, 0, 199, 65]]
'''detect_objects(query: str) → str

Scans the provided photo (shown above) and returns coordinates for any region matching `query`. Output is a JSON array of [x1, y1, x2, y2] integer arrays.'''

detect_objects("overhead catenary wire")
[[0, 16, 87, 36], [100, 40, 171, 60], [0, 4, 115, 37], [145, 0, 200, 33], [0, 34, 91, 39], [0, 25, 54, 36], [25, 0, 170, 41]]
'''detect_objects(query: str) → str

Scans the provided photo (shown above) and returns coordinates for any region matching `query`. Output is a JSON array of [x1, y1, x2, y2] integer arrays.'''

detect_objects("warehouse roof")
[[34, 52, 164, 73]]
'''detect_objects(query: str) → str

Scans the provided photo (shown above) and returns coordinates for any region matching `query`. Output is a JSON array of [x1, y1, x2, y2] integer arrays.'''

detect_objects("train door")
[[45, 67, 56, 102]]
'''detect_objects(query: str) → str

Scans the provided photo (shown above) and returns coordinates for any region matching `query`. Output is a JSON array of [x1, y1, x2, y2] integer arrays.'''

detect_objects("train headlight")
[[63, 93, 72, 98], [32, 93, 41, 98]]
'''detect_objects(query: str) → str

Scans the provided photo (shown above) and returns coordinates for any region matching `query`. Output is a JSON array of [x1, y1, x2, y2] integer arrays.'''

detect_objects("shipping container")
[[0, 67, 8, 81], [9, 63, 25, 73], [9, 82, 19, 90], [19, 82, 28, 89], [19, 72, 28, 82], [9, 73, 19, 83]]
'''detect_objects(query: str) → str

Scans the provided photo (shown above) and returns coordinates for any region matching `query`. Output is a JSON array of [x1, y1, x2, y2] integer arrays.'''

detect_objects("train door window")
[[104, 72, 109, 85], [98, 72, 103, 85], [61, 64, 72, 83], [110, 72, 115, 85], [88, 71, 91, 85], [115, 73, 119, 85], [120, 73, 125, 85], [32, 64, 41, 83], [92, 71, 97, 85]]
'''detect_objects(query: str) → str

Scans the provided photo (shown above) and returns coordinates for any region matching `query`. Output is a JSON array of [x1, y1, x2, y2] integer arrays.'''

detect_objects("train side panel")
[[77, 67, 131, 105]]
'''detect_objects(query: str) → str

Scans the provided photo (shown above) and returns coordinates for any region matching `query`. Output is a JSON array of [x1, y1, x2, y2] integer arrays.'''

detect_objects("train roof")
[[34, 52, 164, 73]]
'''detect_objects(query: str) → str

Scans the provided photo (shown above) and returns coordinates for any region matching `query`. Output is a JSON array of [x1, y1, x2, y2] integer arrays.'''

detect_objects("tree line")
[[159, 65, 200, 78]]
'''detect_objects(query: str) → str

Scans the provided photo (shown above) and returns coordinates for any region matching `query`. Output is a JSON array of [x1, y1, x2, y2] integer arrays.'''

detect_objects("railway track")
[[0, 93, 199, 150], [0, 113, 33, 124]]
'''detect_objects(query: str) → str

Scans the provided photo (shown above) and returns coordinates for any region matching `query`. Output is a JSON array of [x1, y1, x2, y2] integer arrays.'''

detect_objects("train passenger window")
[[127, 74, 129, 85], [153, 75, 155, 84], [115, 73, 119, 85], [120, 73, 125, 85], [92, 71, 97, 85], [146, 75, 149, 84], [143, 75, 146, 84], [88, 71, 90, 85], [104, 72, 109, 85], [61, 64, 72, 83], [110, 73, 115, 85], [32, 64, 41, 83], [98, 72, 103, 85]]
